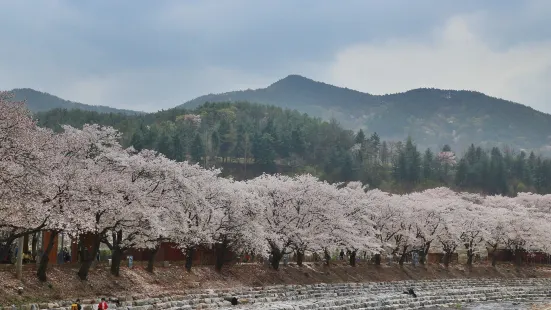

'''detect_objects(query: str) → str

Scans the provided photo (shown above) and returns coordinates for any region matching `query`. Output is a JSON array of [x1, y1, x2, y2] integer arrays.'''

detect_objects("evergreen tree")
[[355, 129, 366, 145], [130, 130, 144, 151], [157, 133, 172, 159], [172, 134, 185, 162], [252, 133, 276, 166], [190, 133, 205, 164], [455, 159, 468, 188], [422, 148, 434, 181], [489, 147, 508, 195], [218, 118, 234, 162], [290, 128, 306, 154], [380, 141, 390, 165], [210, 130, 220, 161], [340, 153, 355, 182]]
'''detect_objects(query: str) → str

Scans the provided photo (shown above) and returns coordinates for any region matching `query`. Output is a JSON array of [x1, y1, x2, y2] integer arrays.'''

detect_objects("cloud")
[[48, 66, 276, 112], [326, 14, 551, 113], [0, 1, 550, 112]]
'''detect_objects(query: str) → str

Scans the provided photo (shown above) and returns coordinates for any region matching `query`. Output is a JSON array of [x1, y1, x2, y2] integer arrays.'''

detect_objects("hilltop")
[[180, 75, 551, 153], [6, 88, 141, 114]]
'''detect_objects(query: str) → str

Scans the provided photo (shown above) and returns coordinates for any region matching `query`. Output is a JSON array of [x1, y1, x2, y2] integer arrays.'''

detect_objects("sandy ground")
[[2, 261, 551, 306]]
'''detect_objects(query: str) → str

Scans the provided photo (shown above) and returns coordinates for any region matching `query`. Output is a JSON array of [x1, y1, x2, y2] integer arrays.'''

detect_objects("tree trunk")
[[374, 254, 381, 265], [443, 251, 451, 267], [77, 233, 101, 281], [349, 251, 357, 267], [185, 247, 194, 272], [23, 234, 29, 253], [466, 249, 474, 266], [491, 246, 498, 267], [514, 248, 523, 266], [110, 247, 123, 276], [399, 251, 407, 266], [323, 249, 331, 266], [296, 250, 304, 267], [420, 242, 431, 265], [37, 231, 59, 282], [146, 246, 160, 273], [31, 233, 38, 258], [270, 246, 283, 270], [215, 240, 228, 272], [110, 230, 124, 276]]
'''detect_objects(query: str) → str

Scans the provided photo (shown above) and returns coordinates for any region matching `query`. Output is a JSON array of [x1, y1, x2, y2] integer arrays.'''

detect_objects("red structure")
[[490, 249, 551, 264], [127, 242, 236, 266], [41, 231, 58, 264], [38, 232, 237, 266]]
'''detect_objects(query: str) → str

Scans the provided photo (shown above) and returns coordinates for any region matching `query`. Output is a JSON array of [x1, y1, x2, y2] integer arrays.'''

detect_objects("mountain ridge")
[[6, 75, 551, 154], [179, 75, 551, 153], [6, 88, 142, 115], [183, 75, 547, 116]]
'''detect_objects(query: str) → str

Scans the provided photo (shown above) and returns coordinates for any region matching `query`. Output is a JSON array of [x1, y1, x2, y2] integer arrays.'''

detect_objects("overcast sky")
[[1, 0, 550, 113]]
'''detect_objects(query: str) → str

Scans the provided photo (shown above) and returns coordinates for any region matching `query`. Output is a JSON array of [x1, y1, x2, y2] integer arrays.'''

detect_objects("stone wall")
[[18, 278, 551, 310]]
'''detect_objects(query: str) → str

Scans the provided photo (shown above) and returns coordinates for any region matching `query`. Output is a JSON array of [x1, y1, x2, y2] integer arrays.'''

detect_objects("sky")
[[0, 0, 550, 113]]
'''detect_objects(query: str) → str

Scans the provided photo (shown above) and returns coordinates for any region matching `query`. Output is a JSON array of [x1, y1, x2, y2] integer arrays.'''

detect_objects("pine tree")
[[157, 133, 172, 159], [190, 133, 205, 164], [130, 130, 144, 151], [210, 130, 220, 162], [380, 141, 390, 165], [422, 148, 434, 181], [252, 133, 276, 167], [172, 134, 185, 162], [355, 129, 366, 145], [218, 118, 234, 162]]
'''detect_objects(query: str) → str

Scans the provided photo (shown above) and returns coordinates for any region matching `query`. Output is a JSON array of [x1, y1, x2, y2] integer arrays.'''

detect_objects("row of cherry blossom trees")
[[2, 93, 551, 282]]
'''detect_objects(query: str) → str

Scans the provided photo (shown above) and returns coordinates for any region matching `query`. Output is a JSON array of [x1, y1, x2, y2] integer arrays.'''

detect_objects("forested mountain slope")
[[181, 75, 551, 153], [36, 102, 551, 196]]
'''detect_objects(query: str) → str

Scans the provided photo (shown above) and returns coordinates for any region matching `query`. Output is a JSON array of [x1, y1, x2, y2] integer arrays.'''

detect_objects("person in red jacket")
[[97, 298, 108, 310]]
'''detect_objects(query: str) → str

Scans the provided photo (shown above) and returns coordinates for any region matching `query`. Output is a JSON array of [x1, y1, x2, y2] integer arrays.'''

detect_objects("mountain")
[[180, 75, 551, 153], [6, 88, 141, 114]]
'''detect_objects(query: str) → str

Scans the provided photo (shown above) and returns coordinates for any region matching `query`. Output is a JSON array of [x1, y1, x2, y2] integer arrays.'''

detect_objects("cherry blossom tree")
[[51, 124, 133, 280], [332, 182, 380, 266], [7, 100, 551, 275], [166, 161, 221, 271], [247, 174, 345, 269], [203, 178, 267, 271], [102, 149, 178, 276], [0, 92, 59, 273], [404, 190, 445, 264], [484, 194, 551, 266]]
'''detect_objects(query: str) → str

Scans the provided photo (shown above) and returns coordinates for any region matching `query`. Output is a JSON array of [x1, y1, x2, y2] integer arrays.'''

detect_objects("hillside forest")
[[36, 101, 551, 196]]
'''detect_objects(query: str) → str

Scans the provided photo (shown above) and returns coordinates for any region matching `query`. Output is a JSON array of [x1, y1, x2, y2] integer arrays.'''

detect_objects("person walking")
[[97, 298, 108, 310], [71, 299, 82, 310]]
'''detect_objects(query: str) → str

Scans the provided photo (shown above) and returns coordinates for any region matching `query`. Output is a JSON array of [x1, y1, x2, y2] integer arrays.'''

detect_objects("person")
[[23, 251, 31, 264], [339, 250, 344, 260], [97, 298, 108, 310], [71, 299, 82, 310]]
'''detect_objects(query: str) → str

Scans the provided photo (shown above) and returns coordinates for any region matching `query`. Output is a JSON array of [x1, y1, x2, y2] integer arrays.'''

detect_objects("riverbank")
[[2, 261, 551, 306]]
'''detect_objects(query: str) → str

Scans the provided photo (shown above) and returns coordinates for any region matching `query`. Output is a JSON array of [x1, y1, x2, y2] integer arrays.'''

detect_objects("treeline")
[[36, 101, 551, 195]]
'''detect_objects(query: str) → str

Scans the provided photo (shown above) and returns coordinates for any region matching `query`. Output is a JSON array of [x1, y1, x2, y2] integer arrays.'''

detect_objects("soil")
[[2, 261, 551, 307]]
